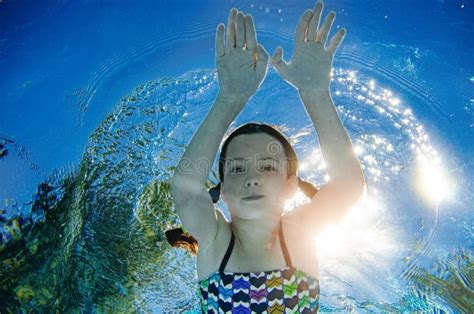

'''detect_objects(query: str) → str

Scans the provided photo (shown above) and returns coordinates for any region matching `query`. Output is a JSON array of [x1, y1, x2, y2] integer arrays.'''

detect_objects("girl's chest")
[[196, 218, 319, 281]]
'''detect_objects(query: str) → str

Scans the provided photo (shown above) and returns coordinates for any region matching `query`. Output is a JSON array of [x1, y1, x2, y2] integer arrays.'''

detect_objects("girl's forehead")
[[226, 134, 285, 160]]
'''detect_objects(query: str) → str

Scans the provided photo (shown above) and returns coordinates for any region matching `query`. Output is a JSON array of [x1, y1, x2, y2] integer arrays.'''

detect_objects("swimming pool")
[[0, 0, 472, 312]]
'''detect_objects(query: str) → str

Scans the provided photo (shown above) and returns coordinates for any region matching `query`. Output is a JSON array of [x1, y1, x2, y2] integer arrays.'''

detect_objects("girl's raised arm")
[[271, 1, 365, 232], [170, 9, 268, 242]]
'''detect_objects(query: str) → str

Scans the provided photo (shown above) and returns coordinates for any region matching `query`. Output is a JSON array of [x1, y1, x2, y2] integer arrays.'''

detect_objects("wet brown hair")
[[166, 122, 319, 255]]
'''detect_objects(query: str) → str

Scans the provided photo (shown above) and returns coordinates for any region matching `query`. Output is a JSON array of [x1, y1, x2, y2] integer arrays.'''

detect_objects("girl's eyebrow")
[[228, 157, 277, 161]]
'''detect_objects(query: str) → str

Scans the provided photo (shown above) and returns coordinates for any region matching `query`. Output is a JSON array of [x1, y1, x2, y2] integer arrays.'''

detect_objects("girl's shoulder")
[[196, 210, 232, 281]]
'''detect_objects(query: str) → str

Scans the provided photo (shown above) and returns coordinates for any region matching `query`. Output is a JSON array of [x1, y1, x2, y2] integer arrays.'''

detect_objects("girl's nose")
[[245, 177, 261, 187]]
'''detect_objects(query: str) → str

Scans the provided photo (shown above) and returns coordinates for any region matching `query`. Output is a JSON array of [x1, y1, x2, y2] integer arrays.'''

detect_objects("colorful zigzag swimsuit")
[[199, 219, 320, 313]]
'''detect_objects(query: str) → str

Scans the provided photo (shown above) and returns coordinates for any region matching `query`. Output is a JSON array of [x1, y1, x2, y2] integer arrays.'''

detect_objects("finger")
[[236, 11, 245, 48], [245, 14, 257, 52], [226, 8, 237, 48], [317, 11, 335, 46], [327, 28, 346, 54], [270, 46, 290, 79], [307, 1, 323, 41], [295, 9, 313, 46], [270, 46, 284, 65], [216, 23, 225, 58]]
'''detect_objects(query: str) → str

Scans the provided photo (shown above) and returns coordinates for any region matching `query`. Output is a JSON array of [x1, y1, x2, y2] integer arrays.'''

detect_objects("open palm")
[[216, 8, 269, 101], [270, 1, 346, 93]]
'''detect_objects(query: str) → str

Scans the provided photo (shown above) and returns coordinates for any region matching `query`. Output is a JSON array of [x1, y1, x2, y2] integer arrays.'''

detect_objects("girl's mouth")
[[243, 195, 265, 200]]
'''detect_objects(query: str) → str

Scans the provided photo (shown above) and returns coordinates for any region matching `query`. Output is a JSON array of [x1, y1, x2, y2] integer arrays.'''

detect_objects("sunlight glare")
[[413, 150, 454, 206], [313, 194, 397, 262]]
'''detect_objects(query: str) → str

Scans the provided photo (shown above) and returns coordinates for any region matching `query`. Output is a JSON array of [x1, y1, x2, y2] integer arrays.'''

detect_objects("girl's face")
[[220, 133, 297, 219]]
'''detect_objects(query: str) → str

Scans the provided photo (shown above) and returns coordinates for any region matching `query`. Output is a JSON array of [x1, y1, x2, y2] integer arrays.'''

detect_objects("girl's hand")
[[270, 1, 346, 93], [216, 8, 269, 101]]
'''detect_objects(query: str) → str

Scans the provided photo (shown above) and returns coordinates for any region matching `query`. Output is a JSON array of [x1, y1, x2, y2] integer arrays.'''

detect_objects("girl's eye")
[[264, 165, 276, 172], [230, 165, 275, 174], [231, 167, 244, 173]]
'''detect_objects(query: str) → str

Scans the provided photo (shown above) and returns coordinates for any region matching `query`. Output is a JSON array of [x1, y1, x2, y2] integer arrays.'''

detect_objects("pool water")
[[0, 0, 472, 312]]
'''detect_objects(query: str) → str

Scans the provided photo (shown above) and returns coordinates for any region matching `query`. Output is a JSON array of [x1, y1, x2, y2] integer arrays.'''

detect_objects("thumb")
[[270, 46, 290, 79], [255, 44, 269, 74]]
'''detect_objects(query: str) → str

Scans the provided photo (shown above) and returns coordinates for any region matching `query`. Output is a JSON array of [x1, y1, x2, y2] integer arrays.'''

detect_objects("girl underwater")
[[168, 1, 366, 312]]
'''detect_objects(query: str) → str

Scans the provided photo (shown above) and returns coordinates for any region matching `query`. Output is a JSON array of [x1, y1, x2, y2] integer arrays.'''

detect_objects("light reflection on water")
[[1, 65, 471, 312]]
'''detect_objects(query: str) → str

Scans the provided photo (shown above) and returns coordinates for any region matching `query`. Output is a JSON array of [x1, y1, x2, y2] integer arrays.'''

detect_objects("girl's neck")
[[231, 215, 282, 254]]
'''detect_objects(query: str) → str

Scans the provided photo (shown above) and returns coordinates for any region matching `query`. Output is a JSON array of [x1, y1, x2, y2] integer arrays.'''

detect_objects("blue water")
[[1, 0, 473, 312]]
